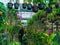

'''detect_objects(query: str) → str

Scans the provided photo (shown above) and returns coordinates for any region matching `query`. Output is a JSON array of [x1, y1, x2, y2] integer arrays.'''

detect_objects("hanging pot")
[[14, 3, 19, 9], [38, 3, 44, 10], [22, 3, 27, 9], [55, 4, 59, 8], [7, 2, 13, 9], [32, 4, 38, 13], [27, 3, 32, 10], [46, 6, 52, 13]]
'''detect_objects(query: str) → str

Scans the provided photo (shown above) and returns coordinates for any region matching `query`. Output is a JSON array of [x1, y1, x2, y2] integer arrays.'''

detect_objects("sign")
[[17, 12, 35, 26], [17, 12, 35, 19]]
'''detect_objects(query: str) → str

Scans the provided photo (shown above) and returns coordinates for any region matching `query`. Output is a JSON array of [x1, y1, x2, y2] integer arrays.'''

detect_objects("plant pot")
[[32, 5, 38, 13], [7, 2, 13, 9], [46, 7, 52, 13], [27, 3, 32, 10], [38, 3, 44, 10], [22, 3, 27, 9], [55, 4, 59, 8], [14, 3, 19, 9]]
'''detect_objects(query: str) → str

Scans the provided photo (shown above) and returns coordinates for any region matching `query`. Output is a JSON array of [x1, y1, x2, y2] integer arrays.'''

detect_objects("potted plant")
[[55, 3, 59, 8], [27, 0, 32, 10], [7, 2, 13, 9], [31, 0, 38, 12], [27, 3, 32, 10], [46, 6, 52, 13], [22, 3, 27, 9], [22, 0, 27, 9], [14, 0, 19, 9], [32, 3, 38, 13], [38, 3, 44, 10], [14, 3, 19, 9]]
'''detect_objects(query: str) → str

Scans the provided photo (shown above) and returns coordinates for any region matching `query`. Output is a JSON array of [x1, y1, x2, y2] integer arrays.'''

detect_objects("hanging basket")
[[32, 5, 38, 13], [7, 2, 13, 9], [55, 4, 59, 8], [22, 3, 27, 9], [38, 3, 44, 10], [46, 7, 52, 13], [14, 3, 19, 9], [27, 3, 32, 10]]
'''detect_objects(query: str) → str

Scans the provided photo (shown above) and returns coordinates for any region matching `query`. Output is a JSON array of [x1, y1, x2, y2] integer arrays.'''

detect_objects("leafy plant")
[[9, 41, 21, 45], [56, 8, 60, 16]]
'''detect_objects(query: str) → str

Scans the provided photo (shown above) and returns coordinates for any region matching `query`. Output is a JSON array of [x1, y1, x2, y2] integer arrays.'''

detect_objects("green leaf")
[[49, 33, 56, 40], [9, 41, 21, 45]]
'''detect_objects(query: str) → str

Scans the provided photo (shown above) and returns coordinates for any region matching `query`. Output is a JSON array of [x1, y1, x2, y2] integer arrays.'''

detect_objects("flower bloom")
[[48, 30, 53, 34], [17, 12, 22, 18]]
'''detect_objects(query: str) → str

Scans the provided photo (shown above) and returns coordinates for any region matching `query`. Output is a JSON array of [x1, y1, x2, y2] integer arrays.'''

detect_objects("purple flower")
[[17, 15, 22, 18], [17, 12, 22, 18], [48, 30, 53, 34]]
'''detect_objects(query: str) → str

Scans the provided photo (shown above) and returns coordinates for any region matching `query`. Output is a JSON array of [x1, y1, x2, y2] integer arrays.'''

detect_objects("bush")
[[9, 41, 21, 45]]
